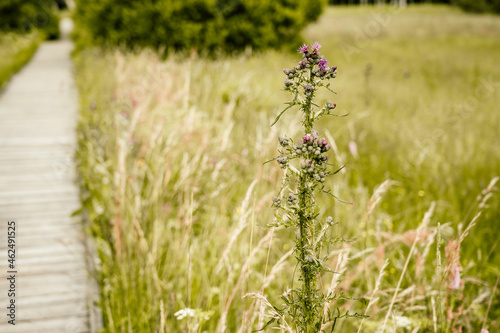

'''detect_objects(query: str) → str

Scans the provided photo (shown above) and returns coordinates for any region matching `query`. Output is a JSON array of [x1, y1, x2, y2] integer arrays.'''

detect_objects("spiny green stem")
[[273, 42, 341, 332]]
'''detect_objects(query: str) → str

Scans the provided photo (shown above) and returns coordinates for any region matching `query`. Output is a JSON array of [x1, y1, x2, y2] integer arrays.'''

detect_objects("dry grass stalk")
[[381, 201, 436, 332], [216, 179, 259, 273], [357, 258, 390, 333], [216, 228, 275, 333]]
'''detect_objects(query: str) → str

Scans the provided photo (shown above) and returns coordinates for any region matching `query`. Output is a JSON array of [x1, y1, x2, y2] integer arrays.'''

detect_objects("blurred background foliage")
[[328, 0, 500, 15], [73, 0, 327, 55], [0, 0, 61, 40]]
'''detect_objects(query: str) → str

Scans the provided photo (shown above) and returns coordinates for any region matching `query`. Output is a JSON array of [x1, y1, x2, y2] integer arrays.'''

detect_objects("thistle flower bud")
[[326, 216, 333, 225], [276, 155, 289, 169], [278, 136, 289, 146], [325, 100, 335, 111], [284, 78, 294, 90], [272, 196, 281, 207]]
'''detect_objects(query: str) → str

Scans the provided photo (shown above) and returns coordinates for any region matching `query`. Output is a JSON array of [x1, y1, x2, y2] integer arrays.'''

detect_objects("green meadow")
[[74, 5, 500, 332]]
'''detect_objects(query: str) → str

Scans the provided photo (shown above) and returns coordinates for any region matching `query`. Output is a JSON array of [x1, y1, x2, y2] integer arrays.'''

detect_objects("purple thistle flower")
[[318, 59, 329, 70], [299, 44, 309, 54], [311, 42, 321, 53]]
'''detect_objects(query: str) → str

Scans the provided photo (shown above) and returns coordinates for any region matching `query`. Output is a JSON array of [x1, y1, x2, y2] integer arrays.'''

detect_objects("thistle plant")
[[268, 42, 363, 332]]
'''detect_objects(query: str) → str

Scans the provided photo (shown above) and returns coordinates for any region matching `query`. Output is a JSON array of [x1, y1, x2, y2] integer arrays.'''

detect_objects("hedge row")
[[74, 0, 326, 54], [457, 0, 500, 13], [0, 0, 60, 39]]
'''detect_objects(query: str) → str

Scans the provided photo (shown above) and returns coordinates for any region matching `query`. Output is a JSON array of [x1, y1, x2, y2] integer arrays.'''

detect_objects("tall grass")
[[0, 32, 40, 90], [74, 5, 500, 332]]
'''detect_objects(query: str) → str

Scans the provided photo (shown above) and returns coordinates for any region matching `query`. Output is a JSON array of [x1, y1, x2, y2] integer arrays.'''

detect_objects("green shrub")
[[457, 0, 500, 13], [73, 0, 326, 54], [0, 0, 60, 39]]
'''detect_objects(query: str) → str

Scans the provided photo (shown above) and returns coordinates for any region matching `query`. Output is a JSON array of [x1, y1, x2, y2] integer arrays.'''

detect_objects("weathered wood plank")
[[0, 315, 89, 333]]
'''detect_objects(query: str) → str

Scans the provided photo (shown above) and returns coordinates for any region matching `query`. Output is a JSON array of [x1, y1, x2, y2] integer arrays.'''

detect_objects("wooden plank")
[[7, 222, 80, 234], [0, 200, 81, 213], [13, 290, 88, 308], [3, 261, 87, 277], [17, 300, 88, 320], [17, 253, 88, 266], [0, 173, 75, 183], [0, 218, 81, 229], [0, 209, 80, 220], [3, 243, 85, 259], [0, 155, 74, 162], [0, 185, 78, 195], [0, 315, 89, 333], [0, 272, 87, 290], [0, 188, 78, 199]]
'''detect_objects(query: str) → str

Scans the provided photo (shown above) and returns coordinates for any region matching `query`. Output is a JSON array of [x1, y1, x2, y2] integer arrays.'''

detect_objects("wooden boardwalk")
[[0, 36, 97, 332]]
